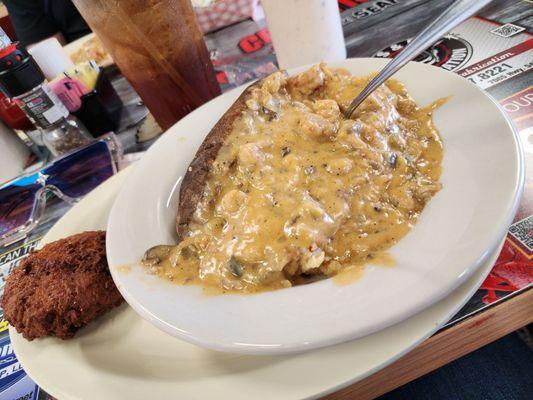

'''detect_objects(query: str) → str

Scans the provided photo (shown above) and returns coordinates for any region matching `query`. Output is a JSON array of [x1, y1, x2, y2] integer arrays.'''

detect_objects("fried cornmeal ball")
[[1, 231, 123, 340]]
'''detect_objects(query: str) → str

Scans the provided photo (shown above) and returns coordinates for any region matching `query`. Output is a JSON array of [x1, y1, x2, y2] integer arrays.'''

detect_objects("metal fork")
[[344, 0, 494, 118]]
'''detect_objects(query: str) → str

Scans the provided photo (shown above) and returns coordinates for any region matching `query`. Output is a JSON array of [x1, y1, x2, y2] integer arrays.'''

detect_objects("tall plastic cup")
[[261, 0, 346, 70], [72, 0, 221, 130]]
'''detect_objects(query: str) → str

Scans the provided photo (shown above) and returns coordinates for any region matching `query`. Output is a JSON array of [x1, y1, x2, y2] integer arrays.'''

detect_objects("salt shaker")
[[0, 43, 93, 157]]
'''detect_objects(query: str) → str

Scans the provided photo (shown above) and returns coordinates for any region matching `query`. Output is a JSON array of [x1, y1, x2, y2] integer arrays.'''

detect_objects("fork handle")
[[344, 0, 494, 118]]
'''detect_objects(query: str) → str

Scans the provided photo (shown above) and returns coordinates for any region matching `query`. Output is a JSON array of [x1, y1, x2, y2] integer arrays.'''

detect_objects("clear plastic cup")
[[72, 0, 221, 130]]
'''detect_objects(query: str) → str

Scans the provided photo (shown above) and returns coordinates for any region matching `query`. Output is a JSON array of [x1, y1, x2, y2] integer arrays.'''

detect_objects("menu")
[[0, 1, 531, 398]]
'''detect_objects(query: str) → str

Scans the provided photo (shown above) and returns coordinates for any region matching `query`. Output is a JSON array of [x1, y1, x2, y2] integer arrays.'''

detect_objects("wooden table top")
[[325, 287, 533, 399]]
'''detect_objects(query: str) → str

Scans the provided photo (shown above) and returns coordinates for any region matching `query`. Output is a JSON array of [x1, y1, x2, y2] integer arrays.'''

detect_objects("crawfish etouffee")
[[143, 64, 444, 293]]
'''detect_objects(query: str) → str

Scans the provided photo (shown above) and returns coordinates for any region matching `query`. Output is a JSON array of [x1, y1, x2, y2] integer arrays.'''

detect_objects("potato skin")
[[176, 79, 263, 239]]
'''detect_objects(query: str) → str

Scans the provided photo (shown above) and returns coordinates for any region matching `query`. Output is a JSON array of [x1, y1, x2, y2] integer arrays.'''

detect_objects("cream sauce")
[[117, 264, 132, 273], [143, 64, 444, 294], [333, 252, 395, 286]]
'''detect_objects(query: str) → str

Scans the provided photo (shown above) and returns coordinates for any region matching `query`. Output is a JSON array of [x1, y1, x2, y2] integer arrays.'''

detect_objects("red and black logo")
[[375, 35, 473, 71]]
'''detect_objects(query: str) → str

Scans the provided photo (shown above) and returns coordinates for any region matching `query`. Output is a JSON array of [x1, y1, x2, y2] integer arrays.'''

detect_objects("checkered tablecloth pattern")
[[195, 0, 262, 33]]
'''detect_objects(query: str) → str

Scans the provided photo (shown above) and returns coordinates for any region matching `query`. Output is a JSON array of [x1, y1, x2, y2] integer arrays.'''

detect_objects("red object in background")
[[216, 71, 229, 85], [479, 239, 533, 304], [338, 0, 368, 12], [0, 92, 34, 131], [238, 28, 272, 54]]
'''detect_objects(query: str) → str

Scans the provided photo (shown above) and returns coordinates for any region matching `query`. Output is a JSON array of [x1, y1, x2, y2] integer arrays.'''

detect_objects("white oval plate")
[[107, 58, 523, 354], [11, 169, 503, 400]]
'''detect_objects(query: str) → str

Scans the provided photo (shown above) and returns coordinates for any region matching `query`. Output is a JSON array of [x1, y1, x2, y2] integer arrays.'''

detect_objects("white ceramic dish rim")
[[10, 169, 504, 400], [106, 58, 524, 354]]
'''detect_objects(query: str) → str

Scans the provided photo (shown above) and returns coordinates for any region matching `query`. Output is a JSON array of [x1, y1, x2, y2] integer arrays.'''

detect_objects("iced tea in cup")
[[72, 0, 221, 130], [262, 0, 346, 70]]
